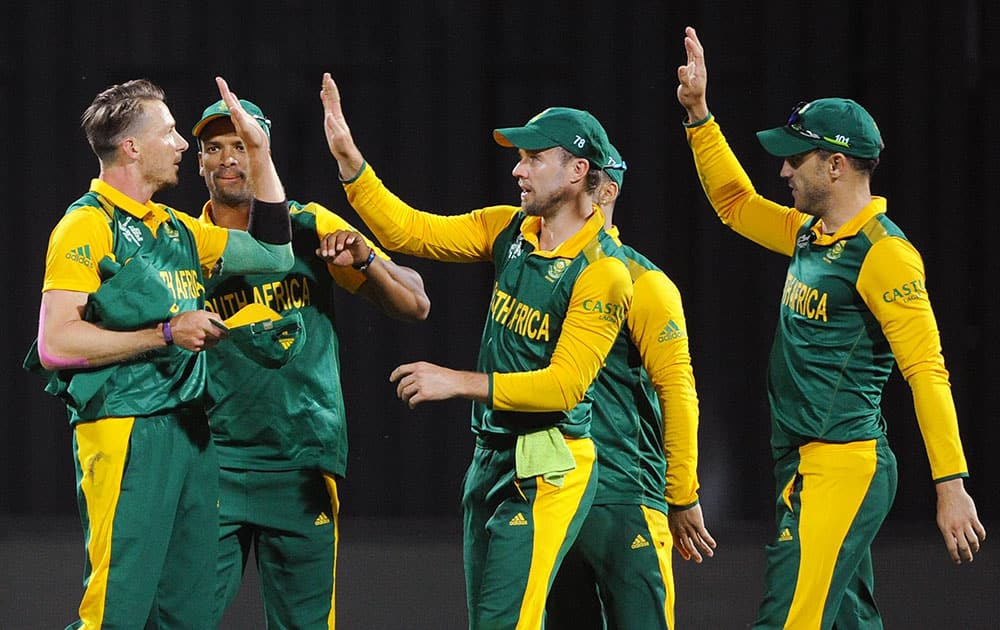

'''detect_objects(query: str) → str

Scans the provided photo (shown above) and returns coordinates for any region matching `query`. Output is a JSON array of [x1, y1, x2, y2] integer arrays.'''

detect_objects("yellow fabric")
[[640, 505, 675, 629], [788, 440, 878, 628], [685, 118, 810, 256], [222, 302, 284, 327], [74, 416, 136, 628], [620, 244, 700, 507], [322, 473, 340, 630], [858, 239, 967, 479], [343, 165, 516, 263], [492, 254, 631, 412], [518, 436, 595, 629], [344, 164, 633, 413], [515, 426, 577, 486], [687, 117, 968, 482], [44, 180, 229, 294]]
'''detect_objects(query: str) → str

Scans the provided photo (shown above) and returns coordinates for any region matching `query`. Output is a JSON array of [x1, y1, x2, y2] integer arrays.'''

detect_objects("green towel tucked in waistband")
[[515, 426, 577, 487]]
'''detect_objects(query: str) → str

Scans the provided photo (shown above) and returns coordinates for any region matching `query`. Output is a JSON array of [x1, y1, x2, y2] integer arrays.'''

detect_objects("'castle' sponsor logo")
[[582, 299, 626, 324], [882, 279, 925, 304]]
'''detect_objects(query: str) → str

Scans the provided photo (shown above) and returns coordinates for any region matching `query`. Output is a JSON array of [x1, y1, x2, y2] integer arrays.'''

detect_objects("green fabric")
[[203, 203, 349, 476], [225, 312, 306, 368], [83, 255, 178, 330], [515, 426, 576, 487], [26, 193, 209, 424], [473, 212, 627, 439], [767, 214, 905, 452], [219, 230, 293, 276], [587, 246, 668, 510]]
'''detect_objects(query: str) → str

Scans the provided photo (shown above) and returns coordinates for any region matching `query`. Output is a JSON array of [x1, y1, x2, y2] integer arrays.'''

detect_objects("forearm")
[[909, 370, 969, 481], [220, 230, 293, 275], [246, 149, 285, 203], [343, 164, 498, 261], [686, 117, 805, 255], [660, 366, 701, 506], [359, 258, 431, 321], [37, 295, 167, 369]]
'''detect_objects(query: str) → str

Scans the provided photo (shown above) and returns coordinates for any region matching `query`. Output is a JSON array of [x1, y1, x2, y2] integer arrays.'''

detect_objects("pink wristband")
[[163, 320, 174, 346]]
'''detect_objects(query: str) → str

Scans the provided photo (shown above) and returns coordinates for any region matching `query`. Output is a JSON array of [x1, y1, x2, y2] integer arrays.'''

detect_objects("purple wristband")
[[163, 320, 174, 346]]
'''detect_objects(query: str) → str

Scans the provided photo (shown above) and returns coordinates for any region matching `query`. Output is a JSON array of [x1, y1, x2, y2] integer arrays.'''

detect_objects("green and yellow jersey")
[[686, 116, 967, 482], [343, 163, 632, 438], [41, 179, 229, 424], [590, 229, 700, 512], [200, 200, 386, 476]]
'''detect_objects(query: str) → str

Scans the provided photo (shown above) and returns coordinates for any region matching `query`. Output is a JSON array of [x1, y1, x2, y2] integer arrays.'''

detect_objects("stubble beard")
[[523, 187, 571, 219], [209, 172, 254, 208]]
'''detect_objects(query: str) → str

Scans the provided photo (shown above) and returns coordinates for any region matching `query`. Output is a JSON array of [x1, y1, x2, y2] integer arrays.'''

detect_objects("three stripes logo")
[[630, 534, 650, 550], [508, 512, 528, 527], [657, 320, 685, 342], [314, 512, 331, 526], [65, 245, 94, 269], [778, 528, 793, 542]]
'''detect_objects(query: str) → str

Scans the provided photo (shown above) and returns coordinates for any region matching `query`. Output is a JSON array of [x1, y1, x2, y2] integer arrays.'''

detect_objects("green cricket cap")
[[223, 304, 305, 368], [756, 98, 883, 159], [602, 141, 626, 188], [192, 98, 271, 140], [493, 107, 611, 167]]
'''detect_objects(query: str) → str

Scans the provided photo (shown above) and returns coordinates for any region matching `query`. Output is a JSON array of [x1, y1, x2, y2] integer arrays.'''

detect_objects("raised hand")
[[676, 26, 710, 123], [320, 72, 365, 179]]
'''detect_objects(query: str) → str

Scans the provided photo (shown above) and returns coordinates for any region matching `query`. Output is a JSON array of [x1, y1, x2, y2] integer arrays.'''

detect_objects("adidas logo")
[[630, 534, 650, 550], [64, 245, 94, 269], [509, 512, 528, 527], [657, 320, 685, 342], [278, 336, 296, 350], [314, 512, 331, 526], [778, 528, 793, 542]]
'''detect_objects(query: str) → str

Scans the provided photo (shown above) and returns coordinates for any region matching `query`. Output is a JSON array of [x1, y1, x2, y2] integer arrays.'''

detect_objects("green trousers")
[[69, 409, 218, 629]]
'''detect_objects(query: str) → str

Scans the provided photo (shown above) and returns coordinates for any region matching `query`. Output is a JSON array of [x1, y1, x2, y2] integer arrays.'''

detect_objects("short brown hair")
[[81, 79, 165, 161]]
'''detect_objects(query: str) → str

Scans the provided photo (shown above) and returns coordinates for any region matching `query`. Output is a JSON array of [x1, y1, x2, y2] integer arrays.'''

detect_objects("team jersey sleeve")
[[42, 206, 114, 294], [857, 237, 969, 481], [343, 163, 517, 262], [172, 211, 230, 273], [308, 201, 390, 293], [685, 116, 810, 256], [491, 256, 633, 411], [629, 269, 701, 508]]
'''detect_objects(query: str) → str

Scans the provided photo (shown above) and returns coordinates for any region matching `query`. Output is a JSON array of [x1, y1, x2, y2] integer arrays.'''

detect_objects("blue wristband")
[[353, 247, 376, 272], [163, 320, 174, 346]]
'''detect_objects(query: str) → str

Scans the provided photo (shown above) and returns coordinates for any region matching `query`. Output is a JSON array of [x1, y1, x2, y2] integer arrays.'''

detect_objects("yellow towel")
[[515, 426, 576, 487]]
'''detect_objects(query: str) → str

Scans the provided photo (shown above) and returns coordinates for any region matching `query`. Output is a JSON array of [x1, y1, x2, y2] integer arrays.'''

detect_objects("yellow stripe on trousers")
[[786, 439, 878, 628], [516, 436, 595, 630], [322, 473, 341, 630], [640, 504, 676, 629], [75, 416, 136, 629]]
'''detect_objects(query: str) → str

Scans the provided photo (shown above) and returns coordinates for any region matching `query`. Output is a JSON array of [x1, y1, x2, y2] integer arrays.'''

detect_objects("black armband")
[[248, 199, 291, 244]]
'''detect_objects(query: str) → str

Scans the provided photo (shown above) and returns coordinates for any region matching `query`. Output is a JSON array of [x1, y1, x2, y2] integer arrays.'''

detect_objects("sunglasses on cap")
[[786, 101, 850, 151]]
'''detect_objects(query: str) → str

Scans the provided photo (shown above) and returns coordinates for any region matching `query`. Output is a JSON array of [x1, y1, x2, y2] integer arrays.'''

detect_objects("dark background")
[[2, 1, 999, 627]]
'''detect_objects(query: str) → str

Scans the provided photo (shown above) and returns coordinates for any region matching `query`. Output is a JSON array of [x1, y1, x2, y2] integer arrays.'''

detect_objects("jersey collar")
[[520, 203, 608, 258], [812, 196, 887, 245], [90, 178, 170, 223]]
